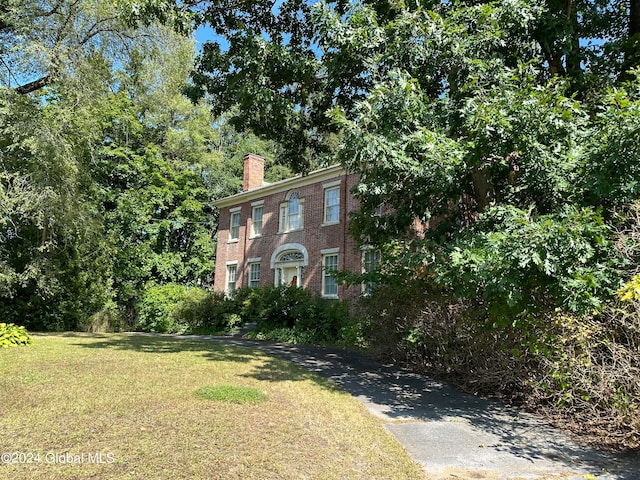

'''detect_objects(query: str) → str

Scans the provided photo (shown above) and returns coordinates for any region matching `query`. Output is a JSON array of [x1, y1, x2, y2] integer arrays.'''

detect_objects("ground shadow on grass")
[[62, 332, 640, 479], [62, 332, 341, 392]]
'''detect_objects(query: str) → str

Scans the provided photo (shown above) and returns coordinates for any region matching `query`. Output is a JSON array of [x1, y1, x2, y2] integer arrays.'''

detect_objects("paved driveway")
[[140, 333, 640, 480]]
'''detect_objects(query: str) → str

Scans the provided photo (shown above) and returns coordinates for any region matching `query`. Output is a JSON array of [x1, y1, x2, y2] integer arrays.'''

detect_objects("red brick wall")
[[242, 154, 264, 191], [214, 170, 363, 300]]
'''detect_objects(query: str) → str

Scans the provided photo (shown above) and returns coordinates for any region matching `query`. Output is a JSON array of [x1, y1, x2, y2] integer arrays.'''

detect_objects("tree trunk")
[[631, 0, 640, 39], [471, 168, 493, 212]]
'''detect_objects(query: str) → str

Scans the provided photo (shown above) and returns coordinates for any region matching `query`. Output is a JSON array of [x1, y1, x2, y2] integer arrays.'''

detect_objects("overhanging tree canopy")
[[188, 0, 640, 318]]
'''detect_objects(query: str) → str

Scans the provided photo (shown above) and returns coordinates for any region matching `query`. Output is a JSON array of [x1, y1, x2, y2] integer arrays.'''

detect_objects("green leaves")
[[583, 74, 640, 206], [0, 323, 33, 347], [0, 7, 222, 330], [436, 206, 621, 319], [315, 1, 640, 322]]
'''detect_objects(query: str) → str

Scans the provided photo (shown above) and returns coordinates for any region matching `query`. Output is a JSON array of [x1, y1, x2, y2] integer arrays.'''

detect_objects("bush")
[[134, 284, 357, 343], [0, 323, 33, 347], [136, 284, 189, 333], [357, 279, 640, 451], [135, 284, 240, 334], [78, 305, 125, 333], [236, 286, 354, 344], [531, 303, 640, 451]]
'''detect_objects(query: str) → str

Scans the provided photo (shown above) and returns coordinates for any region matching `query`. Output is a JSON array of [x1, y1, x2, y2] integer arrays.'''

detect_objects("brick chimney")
[[243, 154, 265, 191]]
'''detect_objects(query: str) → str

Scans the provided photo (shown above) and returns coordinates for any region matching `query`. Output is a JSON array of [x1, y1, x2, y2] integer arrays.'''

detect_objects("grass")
[[0, 333, 425, 480], [194, 385, 267, 403]]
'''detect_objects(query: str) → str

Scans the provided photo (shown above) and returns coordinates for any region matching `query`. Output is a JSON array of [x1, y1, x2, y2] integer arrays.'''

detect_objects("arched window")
[[278, 251, 304, 262], [279, 191, 304, 232]]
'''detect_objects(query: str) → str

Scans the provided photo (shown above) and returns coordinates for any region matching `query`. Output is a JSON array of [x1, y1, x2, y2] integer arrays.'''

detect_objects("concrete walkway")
[[144, 331, 640, 479]]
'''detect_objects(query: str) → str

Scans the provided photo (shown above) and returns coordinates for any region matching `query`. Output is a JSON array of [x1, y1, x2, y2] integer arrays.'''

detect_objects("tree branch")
[[16, 75, 51, 94]]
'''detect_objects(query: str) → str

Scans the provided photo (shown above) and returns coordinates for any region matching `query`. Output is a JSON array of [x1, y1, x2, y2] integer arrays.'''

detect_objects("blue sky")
[[194, 25, 226, 51]]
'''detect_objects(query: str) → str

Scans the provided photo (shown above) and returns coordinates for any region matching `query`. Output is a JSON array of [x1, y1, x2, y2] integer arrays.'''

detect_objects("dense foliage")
[[134, 284, 240, 333], [133, 285, 356, 344], [0, 1, 293, 330], [2, 0, 639, 449], [187, 0, 640, 320], [0, 323, 34, 347], [235, 286, 353, 343]]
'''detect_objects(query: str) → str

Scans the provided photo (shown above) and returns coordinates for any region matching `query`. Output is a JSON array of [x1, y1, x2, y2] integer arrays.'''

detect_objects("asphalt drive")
[[137, 332, 640, 480]]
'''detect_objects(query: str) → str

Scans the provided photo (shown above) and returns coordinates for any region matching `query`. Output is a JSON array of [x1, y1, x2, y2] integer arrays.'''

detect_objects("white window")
[[226, 263, 237, 294], [322, 254, 339, 298], [279, 191, 304, 232], [324, 186, 340, 224], [229, 208, 241, 241], [251, 205, 263, 237], [249, 262, 261, 288], [362, 248, 381, 295]]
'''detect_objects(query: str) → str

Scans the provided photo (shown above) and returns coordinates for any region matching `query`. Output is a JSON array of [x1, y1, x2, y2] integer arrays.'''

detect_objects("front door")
[[282, 266, 299, 286], [273, 249, 305, 287]]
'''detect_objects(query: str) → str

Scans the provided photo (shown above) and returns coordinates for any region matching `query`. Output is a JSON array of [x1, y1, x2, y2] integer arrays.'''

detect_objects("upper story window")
[[251, 204, 263, 237], [324, 186, 340, 224], [279, 191, 304, 233], [229, 207, 241, 241]]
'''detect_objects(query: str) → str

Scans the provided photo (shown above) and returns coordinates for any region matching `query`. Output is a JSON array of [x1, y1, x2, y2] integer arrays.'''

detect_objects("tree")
[[0, 80, 116, 329], [187, 0, 640, 319], [187, 0, 640, 170], [0, 4, 224, 329], [0, 0, 190, 94]]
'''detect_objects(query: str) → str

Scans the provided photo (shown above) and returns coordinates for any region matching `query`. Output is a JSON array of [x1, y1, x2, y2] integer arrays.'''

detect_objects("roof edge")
[[213, 164, 346, 208]]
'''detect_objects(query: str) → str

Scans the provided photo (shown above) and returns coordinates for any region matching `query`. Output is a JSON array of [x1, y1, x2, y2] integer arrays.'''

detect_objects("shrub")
[[617, 273, 640, 302], [436, 205, 623, 320], [135, 284, 240, 334], [0, 323, 33, 347], [169, 288, 235, 333], [236, 286, 353, 344], [357, 278, 640, 450], [531, 303, 640, 450], [136, 284, 190, 333], [78, 305, 124, 333]]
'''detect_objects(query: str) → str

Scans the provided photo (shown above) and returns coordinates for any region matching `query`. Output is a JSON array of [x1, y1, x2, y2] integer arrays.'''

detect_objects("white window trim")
[[225, 261, 238, 295], [322, 185, 341, 226], [248, 261, 261, 288], [278, 192, 304, 233], [229, 207, 241, 243], [323, 179, 341, 189], [361, 247, 381, 295], [321, 252, 339, 299], [270, 244, 309, 269], [250, 204, 264, 238]]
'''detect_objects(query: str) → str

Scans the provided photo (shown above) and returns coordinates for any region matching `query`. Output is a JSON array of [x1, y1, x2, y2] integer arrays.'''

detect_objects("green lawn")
[[0, 333, 425, 480]]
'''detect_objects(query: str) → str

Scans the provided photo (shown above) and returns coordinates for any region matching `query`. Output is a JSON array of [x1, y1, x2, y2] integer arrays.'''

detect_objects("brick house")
[[212, 154, 378, 300]]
